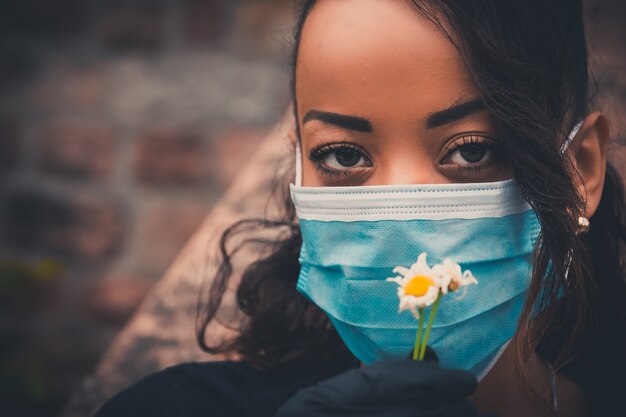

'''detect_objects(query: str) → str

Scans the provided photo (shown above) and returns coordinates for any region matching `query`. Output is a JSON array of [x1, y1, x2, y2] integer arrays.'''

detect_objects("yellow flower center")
[[404, 275, 435, 296]]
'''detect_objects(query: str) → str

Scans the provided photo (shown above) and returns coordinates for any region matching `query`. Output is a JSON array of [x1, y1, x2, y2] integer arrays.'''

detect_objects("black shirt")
[[95, 356, 360, 417]]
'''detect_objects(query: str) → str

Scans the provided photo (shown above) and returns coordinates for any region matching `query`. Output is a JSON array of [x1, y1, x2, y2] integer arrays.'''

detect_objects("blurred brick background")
[[0, 1, 294, 416], [0, 1, 624, 417]]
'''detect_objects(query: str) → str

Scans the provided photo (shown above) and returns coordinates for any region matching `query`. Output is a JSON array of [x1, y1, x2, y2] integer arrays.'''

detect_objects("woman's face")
[[296, 0, 511, 187]]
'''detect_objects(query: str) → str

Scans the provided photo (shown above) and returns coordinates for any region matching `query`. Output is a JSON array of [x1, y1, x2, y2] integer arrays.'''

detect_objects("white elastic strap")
[[563, 248, 573, 282], [295, 140, 303, 187], [477, 339, 511, 382], [548, 362, 559, 412], [560, 119, 584, 154], [560, 120, 585, 281]]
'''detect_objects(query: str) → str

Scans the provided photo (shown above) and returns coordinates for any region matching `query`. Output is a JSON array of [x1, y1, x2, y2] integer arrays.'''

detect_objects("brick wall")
[[0, 1, 294, 416]]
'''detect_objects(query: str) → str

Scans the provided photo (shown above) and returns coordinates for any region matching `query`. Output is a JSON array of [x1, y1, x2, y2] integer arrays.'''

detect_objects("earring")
[[576, 216, 590, 235]]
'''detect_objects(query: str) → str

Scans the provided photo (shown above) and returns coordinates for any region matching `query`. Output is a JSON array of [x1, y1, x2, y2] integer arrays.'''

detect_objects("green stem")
[[412, 308, 425, 360], [419, 295, 441, 360]]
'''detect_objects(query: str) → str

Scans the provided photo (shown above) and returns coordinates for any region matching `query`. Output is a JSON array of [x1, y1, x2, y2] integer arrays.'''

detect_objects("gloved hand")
[[273, 351, 496, 417]]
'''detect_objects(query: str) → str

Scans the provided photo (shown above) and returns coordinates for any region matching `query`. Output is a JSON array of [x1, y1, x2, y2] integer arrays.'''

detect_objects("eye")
[[324, 148, 368, 169], [438, 134, 510, 181], [449, 142, 491, 164], [440, 135, 497, 166], [308, 143, 372, 171]]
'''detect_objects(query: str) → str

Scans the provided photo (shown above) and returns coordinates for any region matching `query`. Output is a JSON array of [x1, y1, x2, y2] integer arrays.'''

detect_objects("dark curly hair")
[[197, 0, 626, 413]]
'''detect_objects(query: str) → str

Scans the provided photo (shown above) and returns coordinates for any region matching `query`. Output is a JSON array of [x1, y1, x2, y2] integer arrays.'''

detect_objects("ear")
[[569, 111, 610, 218]]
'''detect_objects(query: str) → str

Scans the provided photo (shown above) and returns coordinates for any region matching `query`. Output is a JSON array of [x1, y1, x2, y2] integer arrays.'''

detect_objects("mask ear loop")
[[295, 140, 303, 187], [536, 121, 583, 393], [561, 119, 585, 282], [560, 119, 584, 154]]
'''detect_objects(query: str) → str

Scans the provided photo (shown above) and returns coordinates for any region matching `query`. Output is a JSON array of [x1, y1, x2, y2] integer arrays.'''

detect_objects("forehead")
[[296, 0, 478, 124]]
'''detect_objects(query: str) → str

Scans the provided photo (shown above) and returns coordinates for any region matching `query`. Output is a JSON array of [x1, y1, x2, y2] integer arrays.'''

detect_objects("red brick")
[[39, 118, 115, 180], [70, 196, 127, 260], [33, 67, 108, 111], [3, 190, 127, 261], [0, 117, 20, 172], [134, 125, 208, 187], [134, 201, 208, 272]]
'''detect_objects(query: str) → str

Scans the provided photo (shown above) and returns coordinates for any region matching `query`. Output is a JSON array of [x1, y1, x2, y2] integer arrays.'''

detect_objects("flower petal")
[[412, 252, 431, 276], [409, 303, 420, 320], [423, 285, 440, 307], [430, 264, 449, 294], [444, 258, 462, 277], [453, 285, 469, 300], [386, 276, 405, 286], [398, 296, 410, 311], [462, 270, 478, 284], [392, 266, 413, 279]]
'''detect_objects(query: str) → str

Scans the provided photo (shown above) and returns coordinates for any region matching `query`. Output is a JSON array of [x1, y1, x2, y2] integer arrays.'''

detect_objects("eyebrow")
[[425, 99, 486, 129], [303, 110, 373, 133], [302, 99, 485, 132]]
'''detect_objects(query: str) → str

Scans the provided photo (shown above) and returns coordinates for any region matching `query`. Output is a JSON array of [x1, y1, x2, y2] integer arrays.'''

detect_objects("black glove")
[[273, 352, 496, 417]]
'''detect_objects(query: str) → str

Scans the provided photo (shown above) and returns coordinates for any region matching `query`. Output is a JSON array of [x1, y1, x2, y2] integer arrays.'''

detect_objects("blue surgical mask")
[[290, 122, 582, 379]]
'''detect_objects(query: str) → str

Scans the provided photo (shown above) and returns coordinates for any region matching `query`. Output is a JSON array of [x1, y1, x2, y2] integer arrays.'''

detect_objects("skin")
[[294, 0, 609, 416]]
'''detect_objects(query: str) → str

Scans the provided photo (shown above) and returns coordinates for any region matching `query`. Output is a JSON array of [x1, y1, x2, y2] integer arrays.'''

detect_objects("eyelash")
[[316, 164, 343, 178], [308, 142, 371, 178], [440, 135, 499, 163], [307, 135, 502, 178]]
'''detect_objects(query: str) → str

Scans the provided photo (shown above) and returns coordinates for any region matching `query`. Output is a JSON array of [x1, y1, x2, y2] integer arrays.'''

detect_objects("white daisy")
[[435, 258, 478, 296], [386, 253, 442, 320], [387, 253, 478, 319]]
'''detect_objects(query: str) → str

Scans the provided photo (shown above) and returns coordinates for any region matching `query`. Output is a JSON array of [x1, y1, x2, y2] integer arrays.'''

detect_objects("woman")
[[96, 1, 626, 416]]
